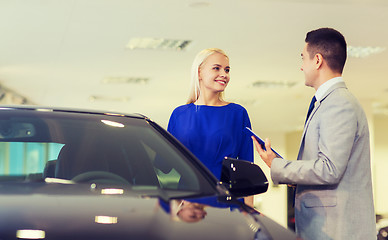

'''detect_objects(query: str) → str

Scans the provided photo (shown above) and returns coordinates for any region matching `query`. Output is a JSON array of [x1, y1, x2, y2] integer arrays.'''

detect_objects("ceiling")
[[0, 0, 387, 133]]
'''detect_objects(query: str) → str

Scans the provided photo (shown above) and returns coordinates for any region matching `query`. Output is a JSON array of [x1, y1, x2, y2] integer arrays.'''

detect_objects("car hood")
[[0, 183, 295, 240]]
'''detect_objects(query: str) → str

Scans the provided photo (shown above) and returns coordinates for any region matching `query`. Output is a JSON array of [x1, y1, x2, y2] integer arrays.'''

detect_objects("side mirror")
[[220, 157, 269, 198]]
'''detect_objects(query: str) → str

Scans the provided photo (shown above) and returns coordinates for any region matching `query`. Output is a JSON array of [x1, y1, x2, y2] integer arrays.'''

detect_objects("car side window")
[[135, 129, 201, 191], [142, 142, 181, 189]]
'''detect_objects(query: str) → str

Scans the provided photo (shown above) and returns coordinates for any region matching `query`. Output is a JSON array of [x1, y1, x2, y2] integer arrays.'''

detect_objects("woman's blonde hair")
[[186, 48, 229, 104]]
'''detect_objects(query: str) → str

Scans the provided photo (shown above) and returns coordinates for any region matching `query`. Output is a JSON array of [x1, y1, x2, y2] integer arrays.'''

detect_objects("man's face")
[[300, 43, 317, 88]]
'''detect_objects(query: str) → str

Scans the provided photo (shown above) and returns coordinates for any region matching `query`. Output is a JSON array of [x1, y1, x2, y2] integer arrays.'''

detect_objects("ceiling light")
[[102, 77, 149, 84], [251, 81, 297, 89], [0, 84, 29, 105], [126, 37, 191, 51], [347, 46, 386, 58]]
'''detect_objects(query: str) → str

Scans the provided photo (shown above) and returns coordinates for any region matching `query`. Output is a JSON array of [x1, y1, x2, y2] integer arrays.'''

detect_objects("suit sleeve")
[[271, 93, 358, 185]]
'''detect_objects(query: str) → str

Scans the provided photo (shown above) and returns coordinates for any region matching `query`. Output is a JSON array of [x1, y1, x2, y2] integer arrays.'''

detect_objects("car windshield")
[[0, 109, 215, 197]]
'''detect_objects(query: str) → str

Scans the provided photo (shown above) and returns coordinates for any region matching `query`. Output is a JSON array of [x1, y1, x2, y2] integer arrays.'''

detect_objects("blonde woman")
[[167, 48, 254, 206]]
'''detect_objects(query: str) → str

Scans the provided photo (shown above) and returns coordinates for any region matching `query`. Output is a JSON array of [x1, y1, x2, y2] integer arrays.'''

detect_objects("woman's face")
[[198, 52, 230, 94]]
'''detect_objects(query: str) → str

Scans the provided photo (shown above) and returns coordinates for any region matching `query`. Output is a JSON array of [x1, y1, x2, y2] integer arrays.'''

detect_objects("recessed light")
[[0, 85, 29, 104], [126, 37, 191, 51], [347, 46, 386, 58]]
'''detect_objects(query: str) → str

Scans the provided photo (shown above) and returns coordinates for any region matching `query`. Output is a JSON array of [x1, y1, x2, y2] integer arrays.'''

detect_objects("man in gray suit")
[[252, 28, 376, 240]]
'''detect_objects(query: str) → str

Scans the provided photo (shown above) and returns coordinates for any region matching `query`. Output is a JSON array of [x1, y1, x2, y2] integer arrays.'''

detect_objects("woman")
[[167, 48, 254, 206]]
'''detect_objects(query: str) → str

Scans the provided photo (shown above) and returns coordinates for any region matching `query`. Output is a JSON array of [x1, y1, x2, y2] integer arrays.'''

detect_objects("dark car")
[[0, 106, 297, 240]]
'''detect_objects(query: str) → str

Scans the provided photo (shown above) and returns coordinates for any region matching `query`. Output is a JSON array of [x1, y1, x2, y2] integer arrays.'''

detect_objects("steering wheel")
[[71, 171, 130, 185]]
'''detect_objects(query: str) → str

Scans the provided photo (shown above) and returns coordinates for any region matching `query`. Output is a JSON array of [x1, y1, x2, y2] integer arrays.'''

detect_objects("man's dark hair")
[[305, 28, 347, 74]]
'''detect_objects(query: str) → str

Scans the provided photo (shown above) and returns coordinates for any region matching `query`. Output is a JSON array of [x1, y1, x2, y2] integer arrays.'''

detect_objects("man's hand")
[[251, 136, 276, 168]]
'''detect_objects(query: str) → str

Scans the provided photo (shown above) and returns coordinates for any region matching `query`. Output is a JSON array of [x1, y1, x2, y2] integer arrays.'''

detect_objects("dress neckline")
[[191, 102, 232, 108]]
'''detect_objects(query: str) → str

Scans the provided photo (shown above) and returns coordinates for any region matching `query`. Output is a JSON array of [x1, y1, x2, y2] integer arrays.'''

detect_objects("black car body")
[[0, 106, 297, 240]]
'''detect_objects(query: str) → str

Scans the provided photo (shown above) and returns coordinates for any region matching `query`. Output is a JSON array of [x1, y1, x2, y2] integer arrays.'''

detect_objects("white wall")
[[374, 114, 388, 214], [252, 131, 288, 227]]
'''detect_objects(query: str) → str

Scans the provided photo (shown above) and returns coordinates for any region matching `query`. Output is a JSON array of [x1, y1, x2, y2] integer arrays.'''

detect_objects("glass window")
[[0, 110, 215, 197], [0, 142, 64, 176]]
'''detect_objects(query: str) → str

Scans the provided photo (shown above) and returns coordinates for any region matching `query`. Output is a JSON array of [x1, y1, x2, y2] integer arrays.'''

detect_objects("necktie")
[[305, 96, 316, 124]]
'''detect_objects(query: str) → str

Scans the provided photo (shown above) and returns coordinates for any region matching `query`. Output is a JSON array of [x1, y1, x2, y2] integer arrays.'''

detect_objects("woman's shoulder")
[[171, 103, 194, 114], [227, 102, 248, 112], [168, 104, 194, 127], [226, 103, 251, 123]]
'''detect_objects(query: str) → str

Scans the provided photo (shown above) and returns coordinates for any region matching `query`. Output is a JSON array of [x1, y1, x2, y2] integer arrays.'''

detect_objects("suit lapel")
[[297, 82, 348, 159]]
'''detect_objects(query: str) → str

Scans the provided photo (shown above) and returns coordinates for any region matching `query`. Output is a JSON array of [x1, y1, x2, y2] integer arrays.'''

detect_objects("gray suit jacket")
[[271, 82, 376, 240]]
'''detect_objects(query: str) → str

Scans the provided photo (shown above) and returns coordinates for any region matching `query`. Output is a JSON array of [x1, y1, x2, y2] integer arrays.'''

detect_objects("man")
[[252, 28, 376, 240]]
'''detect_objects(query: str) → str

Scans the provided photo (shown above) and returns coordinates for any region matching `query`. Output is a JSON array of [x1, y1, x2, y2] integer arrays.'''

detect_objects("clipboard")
[[246, 127, 283, 159]]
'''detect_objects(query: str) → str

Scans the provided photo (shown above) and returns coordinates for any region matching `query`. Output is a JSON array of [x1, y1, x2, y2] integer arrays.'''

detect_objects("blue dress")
[[167, 103, 253, 179]]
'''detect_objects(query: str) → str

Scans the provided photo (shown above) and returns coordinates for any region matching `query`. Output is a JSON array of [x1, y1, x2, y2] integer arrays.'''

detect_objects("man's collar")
[[315, 77, 344, 101]]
